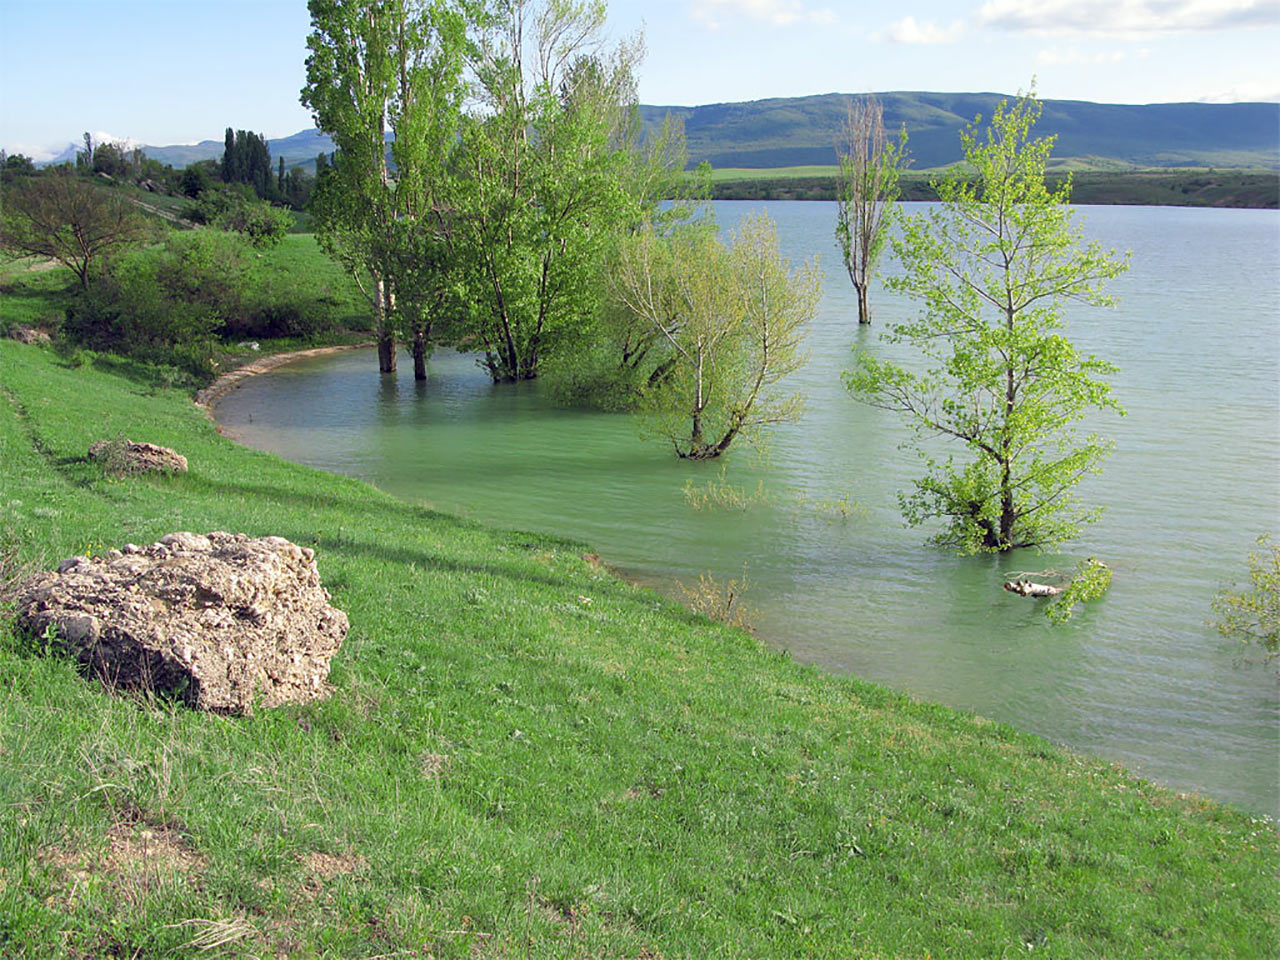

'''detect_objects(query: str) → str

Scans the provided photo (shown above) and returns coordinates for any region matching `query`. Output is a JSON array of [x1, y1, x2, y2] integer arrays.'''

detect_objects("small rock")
[[88, 439, 188, 475], [8, 325, 52, 345]]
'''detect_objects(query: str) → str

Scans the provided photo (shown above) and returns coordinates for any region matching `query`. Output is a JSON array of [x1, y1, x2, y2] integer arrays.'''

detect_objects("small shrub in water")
[[677, 571, 755, 631]]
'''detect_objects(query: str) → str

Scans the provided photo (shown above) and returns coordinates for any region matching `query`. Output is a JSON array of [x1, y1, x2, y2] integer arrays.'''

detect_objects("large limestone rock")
[[15, 532, 348, 713]]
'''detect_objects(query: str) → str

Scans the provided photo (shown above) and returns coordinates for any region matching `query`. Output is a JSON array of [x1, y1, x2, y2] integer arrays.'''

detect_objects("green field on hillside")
[[702, 168, 1279, 208], [0, 324, 1276, 956]]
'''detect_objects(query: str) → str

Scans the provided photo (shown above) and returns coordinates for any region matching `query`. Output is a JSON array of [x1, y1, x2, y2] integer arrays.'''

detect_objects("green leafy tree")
[[0, 171, 150, 289], [845, 92, 1129, 553], [835, 94, 907, 325], [303, 0, 467, 375], [221, 129, 274, 198], [1212, 534, 1279, 667], [1, 152, 38, 184], [609, 213, 820, 459], [451, 0, 652, 382]]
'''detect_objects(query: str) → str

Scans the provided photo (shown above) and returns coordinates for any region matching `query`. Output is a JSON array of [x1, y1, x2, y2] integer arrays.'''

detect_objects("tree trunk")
[[1003, 580, 1061, 597], [372, 274, 396, 374], [855, 281, 870, 325], [378, 335, 397, 374], [412, 322, 427, 381]]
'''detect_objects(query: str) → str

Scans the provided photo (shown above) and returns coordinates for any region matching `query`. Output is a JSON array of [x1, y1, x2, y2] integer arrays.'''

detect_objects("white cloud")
[[2, 131, 142, 164], [1199, 82, 1280, 101], [876, 15, 966, 44], [978, 0, 1280, 36], [1036, 46, 1138, 65], [689, 0, 837, 30]]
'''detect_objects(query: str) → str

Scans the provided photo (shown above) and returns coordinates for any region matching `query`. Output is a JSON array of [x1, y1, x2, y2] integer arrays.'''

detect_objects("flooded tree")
[[302, 0, 467, 374], [846, 92, 1129, 552], [451, 0, 649, 382], [834, 94, 907, 325], [610, 213, 820, 459]]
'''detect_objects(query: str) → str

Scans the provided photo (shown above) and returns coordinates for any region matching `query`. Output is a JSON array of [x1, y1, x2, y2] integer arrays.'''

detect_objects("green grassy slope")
[[0, 342, 1276, 958]]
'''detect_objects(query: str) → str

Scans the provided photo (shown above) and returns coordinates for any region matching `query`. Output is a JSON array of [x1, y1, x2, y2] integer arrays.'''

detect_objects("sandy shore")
[[194, 342, 372, 409]]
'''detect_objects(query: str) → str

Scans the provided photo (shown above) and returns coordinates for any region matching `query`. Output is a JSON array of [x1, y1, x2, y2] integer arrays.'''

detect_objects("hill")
[[641, 92, 1280, 170], [42, 92, 1275, 176], [139, 128, 336, 171]]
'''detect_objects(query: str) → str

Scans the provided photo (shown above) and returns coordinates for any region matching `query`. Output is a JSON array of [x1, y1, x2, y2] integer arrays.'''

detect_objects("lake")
[[214, 201, 1280, 818]]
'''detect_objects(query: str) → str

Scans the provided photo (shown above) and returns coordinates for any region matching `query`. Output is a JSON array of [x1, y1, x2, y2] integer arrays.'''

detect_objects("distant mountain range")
[[640, 92, 1279, 170], [41, 92, 1279, 173]]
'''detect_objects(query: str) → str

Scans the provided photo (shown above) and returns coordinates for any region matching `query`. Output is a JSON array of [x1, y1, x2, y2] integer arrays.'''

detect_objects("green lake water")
[[214, 201, 1280, 818]]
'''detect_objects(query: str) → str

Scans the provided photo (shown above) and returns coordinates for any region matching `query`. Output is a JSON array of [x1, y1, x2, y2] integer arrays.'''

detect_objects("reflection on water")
[[215, 202, 1280, 817]]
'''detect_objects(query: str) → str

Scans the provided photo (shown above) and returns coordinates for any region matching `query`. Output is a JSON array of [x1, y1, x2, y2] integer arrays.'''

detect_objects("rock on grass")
[[15, 532, 348, 713]]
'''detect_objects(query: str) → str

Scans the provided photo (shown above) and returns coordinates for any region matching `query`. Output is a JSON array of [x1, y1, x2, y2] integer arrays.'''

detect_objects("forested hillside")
[[640, 92, 1279, 169], [99, 93, 1280, 174]]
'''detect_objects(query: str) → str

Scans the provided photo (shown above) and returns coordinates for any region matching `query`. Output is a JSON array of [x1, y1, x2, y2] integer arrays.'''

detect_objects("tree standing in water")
[[610, 213, 820, 459], [846, 92, 1129, 553], [834, 94, 906, 325]]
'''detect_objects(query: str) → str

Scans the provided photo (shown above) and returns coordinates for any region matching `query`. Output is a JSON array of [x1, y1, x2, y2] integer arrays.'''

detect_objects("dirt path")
[[194, 342, 372, 410]]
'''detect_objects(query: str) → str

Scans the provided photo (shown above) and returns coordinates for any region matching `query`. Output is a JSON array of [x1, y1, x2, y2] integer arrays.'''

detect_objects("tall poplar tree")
[[834, 95, 906, 326], [846, 92, 1129, 553], [303, 0, 468, 375], [451, 0, 649, 382]]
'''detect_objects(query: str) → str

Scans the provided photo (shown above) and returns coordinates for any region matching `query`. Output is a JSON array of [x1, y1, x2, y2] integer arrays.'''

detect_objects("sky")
[[2, 0, 1277, 159]]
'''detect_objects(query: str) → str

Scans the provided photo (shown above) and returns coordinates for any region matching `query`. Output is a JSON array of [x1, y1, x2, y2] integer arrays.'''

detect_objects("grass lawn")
[[0, 340, 1276, 958]]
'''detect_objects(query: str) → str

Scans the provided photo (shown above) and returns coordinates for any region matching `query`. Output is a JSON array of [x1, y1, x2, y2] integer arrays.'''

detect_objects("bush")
[[214, 199, 292, 248], [61, 230, 347, 372], [182, 185, 292, 247]]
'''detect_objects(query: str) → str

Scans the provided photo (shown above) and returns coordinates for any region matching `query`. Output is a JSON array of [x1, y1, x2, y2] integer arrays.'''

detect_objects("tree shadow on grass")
[[182, 475, 644, 604]]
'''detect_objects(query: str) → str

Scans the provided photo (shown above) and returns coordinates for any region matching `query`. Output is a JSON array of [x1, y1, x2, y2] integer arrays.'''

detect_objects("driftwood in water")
[[1003, 579, 1063, 598]]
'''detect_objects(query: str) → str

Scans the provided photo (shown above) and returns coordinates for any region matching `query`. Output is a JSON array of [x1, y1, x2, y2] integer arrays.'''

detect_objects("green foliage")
[[451, 2, 657, 382], [1046, 558, 1113, 624], [212, 196, 292, 248], [610, 213, 819, 459], [1, 152, 38, 183], [1212, 534, 1280, 665], [303, 0, 469, 374], [221, 127, 274, 198], [60, 232, 352, 382], [846, 91, 1129, 553], [181, 184, 292, 247], [0, 171, 151, 289], [178, 162, 214, 199]]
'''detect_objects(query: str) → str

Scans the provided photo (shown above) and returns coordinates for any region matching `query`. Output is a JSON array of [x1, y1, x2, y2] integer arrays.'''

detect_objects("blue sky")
[[2, 0, 1277, 159]]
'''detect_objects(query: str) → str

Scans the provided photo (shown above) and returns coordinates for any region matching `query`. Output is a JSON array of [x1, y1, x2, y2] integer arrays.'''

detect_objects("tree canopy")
[[846, 92, 1129, 553], [610, 213, 820, 459], [0, 172, 150, 289]]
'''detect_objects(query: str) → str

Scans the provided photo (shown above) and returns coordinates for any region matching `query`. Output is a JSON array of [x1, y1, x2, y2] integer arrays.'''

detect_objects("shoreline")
[[194, 341, 373, 410]]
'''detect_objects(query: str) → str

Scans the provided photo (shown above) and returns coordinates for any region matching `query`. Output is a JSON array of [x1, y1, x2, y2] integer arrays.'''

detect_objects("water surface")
[[216, 202, 1280, 817]]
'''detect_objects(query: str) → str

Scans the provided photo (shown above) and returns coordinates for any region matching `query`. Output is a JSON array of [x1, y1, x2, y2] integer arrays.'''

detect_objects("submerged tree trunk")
[[1004, 579, 1062, 597], [412, 324, 428, 381], [411, 311, 432, 382], [855, 281, 870, 325]]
